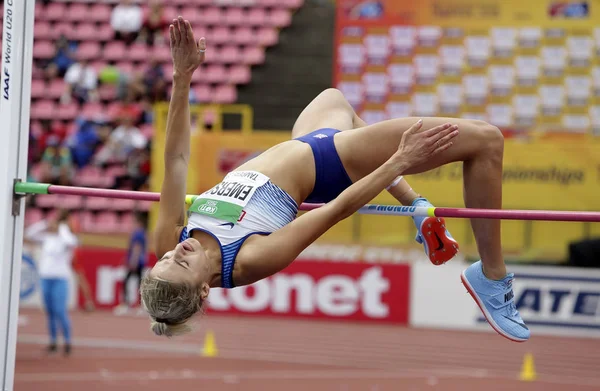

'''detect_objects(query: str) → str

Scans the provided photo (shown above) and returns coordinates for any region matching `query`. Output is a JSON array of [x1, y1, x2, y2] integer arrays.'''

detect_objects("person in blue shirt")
[[115, 212, 147, 314]]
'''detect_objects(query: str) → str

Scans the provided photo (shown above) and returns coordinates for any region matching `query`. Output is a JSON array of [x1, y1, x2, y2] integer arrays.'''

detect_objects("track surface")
[[14, 308, 600, 390]]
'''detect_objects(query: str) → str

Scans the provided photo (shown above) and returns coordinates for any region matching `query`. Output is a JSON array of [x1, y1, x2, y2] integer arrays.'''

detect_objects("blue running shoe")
[[461, 260, 530, 342], [412, 198, 459, 265]]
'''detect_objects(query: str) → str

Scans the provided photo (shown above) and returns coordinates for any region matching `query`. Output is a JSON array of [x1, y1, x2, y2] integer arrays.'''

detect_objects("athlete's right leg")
[[292, 89, 457, 264]]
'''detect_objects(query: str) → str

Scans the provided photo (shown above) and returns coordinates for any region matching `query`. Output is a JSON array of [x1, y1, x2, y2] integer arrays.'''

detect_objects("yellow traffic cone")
[[201, 330, 218, 357], [519, 352, 537, 381]]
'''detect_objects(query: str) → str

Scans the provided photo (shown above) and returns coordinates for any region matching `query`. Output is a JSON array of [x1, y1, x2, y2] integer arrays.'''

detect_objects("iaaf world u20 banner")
[[75, 247, 411, 325]]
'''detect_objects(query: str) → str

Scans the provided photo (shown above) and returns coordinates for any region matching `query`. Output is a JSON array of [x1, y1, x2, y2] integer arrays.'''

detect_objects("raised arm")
[[237, 120, 458, 285], [154, 17, 205, 257]]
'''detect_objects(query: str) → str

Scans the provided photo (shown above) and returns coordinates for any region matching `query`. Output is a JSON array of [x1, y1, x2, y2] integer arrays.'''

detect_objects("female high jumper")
[[140, 17, 529, 343]]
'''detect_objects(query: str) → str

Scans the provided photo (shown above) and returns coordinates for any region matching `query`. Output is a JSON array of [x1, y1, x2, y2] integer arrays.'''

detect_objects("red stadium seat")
[[228, 65, 251, 84], [67, 3, 90, 23], [257, 27, 278, 46], [213, 84, 237, 103], [32, 41, 55, 60], [231, 27, 254, 46], [88, 4, 112, 24]]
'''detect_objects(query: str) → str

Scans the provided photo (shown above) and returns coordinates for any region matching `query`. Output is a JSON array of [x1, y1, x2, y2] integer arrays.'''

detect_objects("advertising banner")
[[76, 247, 411, 325]]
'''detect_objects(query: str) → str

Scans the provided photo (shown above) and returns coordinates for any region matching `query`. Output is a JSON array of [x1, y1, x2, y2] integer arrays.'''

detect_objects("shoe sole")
[[460, 272, 528, 343], [420, 217, 459, 265]]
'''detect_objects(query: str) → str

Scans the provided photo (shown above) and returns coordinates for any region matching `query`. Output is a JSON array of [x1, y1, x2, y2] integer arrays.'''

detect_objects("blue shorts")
[[294, 128, 353, 204]]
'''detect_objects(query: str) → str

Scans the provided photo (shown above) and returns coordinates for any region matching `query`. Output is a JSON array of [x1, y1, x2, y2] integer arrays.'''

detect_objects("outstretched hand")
[[170, 16, 206, 80], [393, 120, 458, 170]]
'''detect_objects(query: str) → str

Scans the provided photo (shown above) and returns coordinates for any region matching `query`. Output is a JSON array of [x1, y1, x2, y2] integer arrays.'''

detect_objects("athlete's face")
[[150, 238, 210, 289]]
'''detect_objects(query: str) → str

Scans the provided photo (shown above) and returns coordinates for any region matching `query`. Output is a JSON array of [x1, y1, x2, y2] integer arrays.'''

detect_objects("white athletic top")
[[180, 171, 298, 288], [24, 221, 78, 279]]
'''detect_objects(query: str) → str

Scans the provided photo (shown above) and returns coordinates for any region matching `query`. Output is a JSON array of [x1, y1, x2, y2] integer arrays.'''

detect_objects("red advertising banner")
[[76, 247, 410, 325]]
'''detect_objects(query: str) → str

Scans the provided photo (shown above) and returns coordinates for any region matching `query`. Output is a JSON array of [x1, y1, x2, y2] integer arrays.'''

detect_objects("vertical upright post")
[[0, 0, 35, 389]]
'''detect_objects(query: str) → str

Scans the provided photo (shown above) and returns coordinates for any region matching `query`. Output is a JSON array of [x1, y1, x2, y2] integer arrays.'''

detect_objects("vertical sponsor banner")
[[76, 247, 411, 325], [411, 261, 600, 338]]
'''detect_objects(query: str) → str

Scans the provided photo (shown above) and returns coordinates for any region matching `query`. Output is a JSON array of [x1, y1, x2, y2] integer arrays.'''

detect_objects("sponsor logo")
[[2, 1, 14, 100], [504, 290, 514, 303], [367, 205, 417, 213], [199, 200, 218, 214], [219, 222, 234, 229], [313, 134, 328, 139]]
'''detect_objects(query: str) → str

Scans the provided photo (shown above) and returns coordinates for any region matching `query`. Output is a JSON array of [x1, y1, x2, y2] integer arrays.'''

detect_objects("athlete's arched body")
[[141, 17, 529, 343]]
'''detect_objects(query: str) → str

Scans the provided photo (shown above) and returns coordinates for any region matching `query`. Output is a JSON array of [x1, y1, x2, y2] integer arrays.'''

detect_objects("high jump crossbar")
[[14, 182, 600, 223]]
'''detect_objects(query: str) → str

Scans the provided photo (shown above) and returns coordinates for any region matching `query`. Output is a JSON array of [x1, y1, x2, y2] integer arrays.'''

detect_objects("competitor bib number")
[[188, 171, 269, 224]]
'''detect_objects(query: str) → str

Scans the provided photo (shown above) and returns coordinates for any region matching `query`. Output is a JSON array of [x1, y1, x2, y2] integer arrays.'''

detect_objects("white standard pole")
[[0, 0, 35, 390]]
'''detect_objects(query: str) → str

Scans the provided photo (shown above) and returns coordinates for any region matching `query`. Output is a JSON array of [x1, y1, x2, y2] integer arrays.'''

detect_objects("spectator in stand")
[[24, 209, 78, 356], [139, 0, 168, 46], [61, 57, 99, 105], [44, 34, 77, 81], [93, 116, 147, 165], [38, 135, 75, 186], [110, 0, 143, 46], [142, 57, 167, 103], [112, 143, 150, 191], [66, 116, 108, 168], [114, 212, 148, 315]]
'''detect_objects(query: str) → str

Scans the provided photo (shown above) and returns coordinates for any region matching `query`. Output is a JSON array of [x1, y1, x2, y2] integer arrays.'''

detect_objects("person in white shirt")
[[24, 210, 78, 356], [110, 0, 143, 45], [62, 58, 99, 104], [93, 116, 147, 165]]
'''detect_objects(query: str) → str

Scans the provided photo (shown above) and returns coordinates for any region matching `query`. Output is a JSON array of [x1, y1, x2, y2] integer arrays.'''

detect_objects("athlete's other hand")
[[393, 120, 458, 170], [170, 16, 205, 81]]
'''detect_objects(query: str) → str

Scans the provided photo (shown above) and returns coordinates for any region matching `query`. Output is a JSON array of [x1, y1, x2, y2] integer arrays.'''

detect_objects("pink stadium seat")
[[191, 25, 209, 40], [34, 21, 52, 40], [118, 212, 136, 233], [104, 165, 128, 179], [96, 23, 116, 42], [151, 44, 172, 63], [228, 65, 251, 84], [34, 2, 46, 21], [47, 79, 66, 100], [35, 194, 60, 209], [78, 211, 95, 233], [33, 41, 55, 60], [257, 27, 278, 46], [103, 41, 128, 62], [127, 43, 150, 62], [25, 208, 44, 226], [139, 124, 154, 139], [241, 46, 265, 65], [94, 212, 120, 233], [213, 85, 237, 103], [98, 84, 117, 101], [90, 61, 108, 73], [181, 7, 205, 25], [67, 3, 90, 22], [62, 195, 84, 210], [224, 7, 245, 26], [81, 103, 105, 119], [218, 46, 242, 64], [53, 23, 76, 41], [46, 209, 60, 223], [195, 85, 214, 103], [267, 9, 291, 28], [88, 4, 112, 24], [77, 42, 102, 61], [57, 103, 79, 121], [245, 8, 267, 26], [115, 61, 135, 75], [109, 198, 137, 212], [231, 27, 254, 46], [203, 7, 224, 25], [137, 200, 153, 211], [162, 6, 180, 20], [45, 3, 67, 22], [73, 166, 104, 187], [30, 80, 46, 100], [209, 26, 232, 45], [283, 0, 304, 9], [205, 65, 228, 83], [30, 100, 56, 120], [74, 23, 102, 42], [106, 102, 123, 120], [85, 196, 112, 211]]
